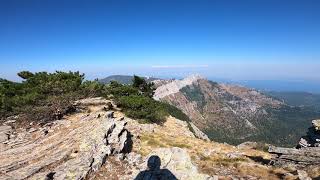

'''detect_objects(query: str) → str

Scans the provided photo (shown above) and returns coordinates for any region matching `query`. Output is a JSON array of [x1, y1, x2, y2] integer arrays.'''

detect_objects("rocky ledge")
[[299, 119, 320, 148], [269, 119, 320, 172], [0, 97, 131, 180], [269, 146, 320, 166]]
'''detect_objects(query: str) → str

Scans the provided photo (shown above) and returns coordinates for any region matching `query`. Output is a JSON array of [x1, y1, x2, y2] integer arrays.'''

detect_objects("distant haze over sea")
[[97, 74, 320, 94], [208, 78, 320, 94]]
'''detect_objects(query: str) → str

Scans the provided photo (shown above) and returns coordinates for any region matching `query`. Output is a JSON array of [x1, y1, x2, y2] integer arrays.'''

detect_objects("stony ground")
[[0, 98, 130, 180]]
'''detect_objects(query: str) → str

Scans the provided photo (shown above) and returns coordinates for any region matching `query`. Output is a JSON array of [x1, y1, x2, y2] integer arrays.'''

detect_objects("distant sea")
[[209, 78, 320, 94]]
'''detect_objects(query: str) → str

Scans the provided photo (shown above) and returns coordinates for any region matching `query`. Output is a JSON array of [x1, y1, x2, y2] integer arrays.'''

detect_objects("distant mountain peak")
[[153, 74, 203, 100], [99, 75, 159, 84]]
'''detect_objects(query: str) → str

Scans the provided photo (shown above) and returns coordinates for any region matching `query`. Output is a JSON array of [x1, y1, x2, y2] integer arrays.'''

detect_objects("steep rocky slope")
[[153, 76, 320, 146], [1, 97, 318, 179]]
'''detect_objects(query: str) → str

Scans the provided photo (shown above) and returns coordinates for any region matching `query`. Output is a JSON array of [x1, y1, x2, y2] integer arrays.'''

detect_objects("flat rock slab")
[[0, 98, 130, 180]]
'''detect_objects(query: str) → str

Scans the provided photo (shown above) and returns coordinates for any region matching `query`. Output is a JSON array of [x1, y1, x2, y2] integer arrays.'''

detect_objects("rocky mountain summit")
[[153, 74, 203, 100], [153, 75, 320, 146], [2, 97, 318, 179]]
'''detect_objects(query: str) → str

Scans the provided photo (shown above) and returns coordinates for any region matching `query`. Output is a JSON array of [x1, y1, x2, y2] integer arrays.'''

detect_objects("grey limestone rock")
[[0, 125, 12, 143]]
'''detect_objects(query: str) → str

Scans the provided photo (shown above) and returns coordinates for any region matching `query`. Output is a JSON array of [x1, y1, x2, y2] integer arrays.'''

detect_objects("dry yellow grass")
[[306, 166, 320, 179]]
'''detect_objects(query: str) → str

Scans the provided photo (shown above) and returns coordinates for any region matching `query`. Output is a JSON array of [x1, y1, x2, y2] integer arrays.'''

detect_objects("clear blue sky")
[[0, 0, 319, 81]]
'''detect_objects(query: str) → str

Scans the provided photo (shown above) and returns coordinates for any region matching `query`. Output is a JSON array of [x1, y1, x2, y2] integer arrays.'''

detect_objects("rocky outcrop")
[[237, 141, 258, 150], [269, 146, 320, 166], [313, 119, 320, 131], [189, 122, 210, 141], [299, 119, 320, 148], [269, 120, 320, 168], [74, 97, 113, 106], [0, 98, 131, 180], [153, 74, 202, 100]]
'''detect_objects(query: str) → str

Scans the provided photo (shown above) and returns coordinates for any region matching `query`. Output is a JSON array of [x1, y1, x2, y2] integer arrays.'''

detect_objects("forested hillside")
[[267, 91, 320, 109]]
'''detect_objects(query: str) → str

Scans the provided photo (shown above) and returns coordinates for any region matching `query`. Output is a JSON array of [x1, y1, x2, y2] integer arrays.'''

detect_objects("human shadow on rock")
[[134, 155, 177, 180]]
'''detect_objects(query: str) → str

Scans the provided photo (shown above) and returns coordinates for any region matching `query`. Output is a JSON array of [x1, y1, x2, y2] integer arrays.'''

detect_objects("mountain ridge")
[[153, 75, 320, 146], [99, 75, 159, 84]]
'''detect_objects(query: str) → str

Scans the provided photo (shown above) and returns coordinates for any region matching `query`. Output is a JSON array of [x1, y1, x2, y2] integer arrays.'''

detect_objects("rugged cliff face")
[[153, 76, 320, 146]]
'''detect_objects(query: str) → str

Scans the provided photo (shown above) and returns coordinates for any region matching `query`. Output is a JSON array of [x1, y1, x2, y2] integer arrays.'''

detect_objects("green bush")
[[81, 80, 105, 97], [106, 82, 139, 97], [116, 95, 167, 124], [132, 75, 155, 98], [17, 71, 34, 80], [160, 102, 191, 122], [114, 94, 191, 124], [0, 71, 89, 123]]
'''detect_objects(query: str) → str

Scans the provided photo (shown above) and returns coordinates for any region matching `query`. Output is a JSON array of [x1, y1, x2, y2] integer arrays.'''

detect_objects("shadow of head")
[[134, 155, 178, 180], [147, 155, 161, 171]]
